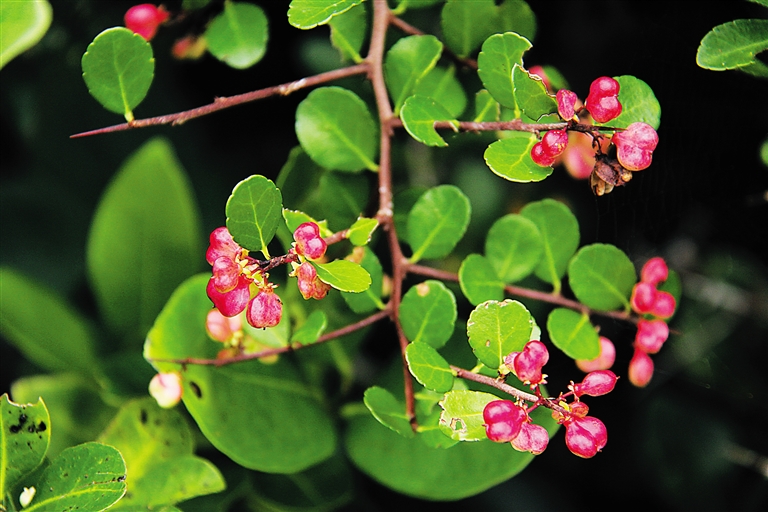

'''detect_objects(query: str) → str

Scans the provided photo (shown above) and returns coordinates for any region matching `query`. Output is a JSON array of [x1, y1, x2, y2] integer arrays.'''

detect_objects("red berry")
[[205, 309, 241, 343], [628, 347, 654, 387], [569, 400, 590, 418], [630, 281, 657, 314], [650, 290, 676, 319], [541, 129, 569, 158], [506, 340, 549, 385], [564, 416, 607, 458], [294, 222, 327, 260], [211, 256, 240, 293], [206, 275, 251, 317], [246, 289, 282, 329], [206, 227, 241, 265], [483, 400, 526, 443], [585, 76, 622, 123], [576, 336, 616, 372], [635, 319, 669, 354], [296, 262, 331, 300], [531, 142, 556, 167], [572, 370, 618, 398], [124, 4, 169, 41], [556, 89, 579, 120], [612, 122, 658, 171], [641, 257, 669, 285], [511, 421, 549, 454]]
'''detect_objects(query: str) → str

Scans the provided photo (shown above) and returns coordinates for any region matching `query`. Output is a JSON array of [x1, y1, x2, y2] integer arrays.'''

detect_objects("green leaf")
[[474, 89, 500, 122], [546, 308, 600, 360], [384, 35, 443, 114], [414, 65, 467, 118], [441, 0, 497, 58], [291, 310, 328, 345], [400, 281, 457, 349], [467, 299, 533, 369], [477, 32, 532, 111], [329, 1, 367, 62], [313, 259, 371, 292], [0, 268, 101, 377], [458, 253, 505, 306], [81, 27, 154, 122], [282, 209, 330, 237], [512, 64, 557, 120], [568, 244, 637, 311], [25, 442, 126, 512], [288, 0, 363, 29], [276, 146, 325, 211], [406, 342, 455, 393], [225, 174, 283, 256], [341, 247, 385, 313], [485, 214, 543, 283], [0, 394, 50, 498], [438, 389, 497, 441], [87, 137, 202, 341], [484, 132, 554, 182], [520, 199, 580, 293], [347, 217, 378, 246], [205, 2, 268, 69], [0, 0, 52, 70], [144, 275, 337, 473], [496, 0, 537, 42], [406, 185, 471, 262], [606, 75, 661, 130], [696, 19, 768, 71], [98, 398, 225, 509], [295, 86, 378, 172], [400, 95, 458, 147], [363, 386, 415, 438]]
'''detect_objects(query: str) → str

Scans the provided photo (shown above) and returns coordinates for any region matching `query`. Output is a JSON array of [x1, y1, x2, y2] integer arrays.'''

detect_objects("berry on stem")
[[572, 370, 618, 398], [531, 142, 556, 167], [294, 222, 327, 260], [564, 415, 608, 458], [585, 76, 622, 123], [506, 340, 549, 385], [641, 257, 669, 285], [124, 4, 169, 41], [634, 319, 669, 354], [628, 347, 654, 387], [511, 421, 549, 454], [612, 122, 659, 171], [556, 89, 579, 121], [206, 275, 252, 317], [246, 289, 283, 329], [483, 400, 526, 443], [576, 336, 616, 372]]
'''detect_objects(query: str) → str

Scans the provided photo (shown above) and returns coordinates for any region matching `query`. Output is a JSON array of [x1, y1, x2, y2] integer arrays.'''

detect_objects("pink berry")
[[148, 372, 182, 408], [206, 309, 241, 343], [294, 222, 327, 260], [506, 340, 549, 385], [541, 129, 569, 158], [125, 4, 169, 41], [211, 256, 241, 293], [564, 416, 607, 458], [246, 289, 283, 329], [531, 142, 556, 167], [556, 89, 579, 120], [296, 262, 331, 300], [628, 347, 654, 387], [612, 122, 658, 171], [569, 400, 590, 418], [576, 336, 616, 372], [650, 290, 676, 319], [635, 319, 669, 354], [206, 227, 241, 265], [511, 421, 549, 454], [585, 76, 622, 123], [631, 281, 657, 315], [206, 275, 251, 317], [641, 257, 669, 285], [572, 370, 618, 398], [483, 400, 525, 443]]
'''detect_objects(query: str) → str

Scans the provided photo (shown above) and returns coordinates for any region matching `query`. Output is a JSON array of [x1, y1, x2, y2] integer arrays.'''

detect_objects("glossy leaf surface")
[[347, 217, 378, 246], [341, 248, 384, 313], [0, 0, 52, 69], [697, 19, 768, 74], [458, 253, 505, 305], [291, 310, 328, 344], [295, 87, 378, 172], [313, 260, 371, 292], [406, 342, 454, 393], [477, 32, 532, 111], [0, 394, 50, 497], [512, 64, 557, 120], [485, 214, 543, 283], [484, 132, 553, 182], [467, 300, 533, 369], [608, 75, 661, 129], [225, 174, 282, 256], [568, 243, 636, 311], [205, 2, 268, 69], [401, 95, 458, 147], [400, 280, 457, 349], [288, 0, 363, 29], [384, 35, 443, 114], [438, 389, 496, 441], [363, 386, 415, 438], [546, 308, 600, 360], [81, 27, 154, 122], [406, 185, 471, 262], [329, 1, 367, 62], [414, 65, 467, 118]]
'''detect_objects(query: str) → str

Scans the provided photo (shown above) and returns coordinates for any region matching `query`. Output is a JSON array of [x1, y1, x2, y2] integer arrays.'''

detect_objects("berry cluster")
[[612, 122, 659, 171], [628, 257, 676, 387], [584, 76, 622, 123], [124, 4, 169, 41], [291, 222, 332, 300], [485, 340, 618, 458], [531, 129, 569, 167]]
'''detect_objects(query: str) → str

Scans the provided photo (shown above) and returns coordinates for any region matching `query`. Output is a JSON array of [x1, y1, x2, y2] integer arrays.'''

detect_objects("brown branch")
[[70, 63, 369, 138], [148, 308, 391, 367]]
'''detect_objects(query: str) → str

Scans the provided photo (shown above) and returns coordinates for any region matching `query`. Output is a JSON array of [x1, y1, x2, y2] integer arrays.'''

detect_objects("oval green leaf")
[[520, 199, 580, 293], [81, 27, 154, 122], [329, 1, 367, 62], [406, 342, 455, 393], [467, 299, 533, 369], [295, 86, 378, 172], [363, 386, 415, 438], [697, 19, 768, 72], [546, 307, 600, 360], [605, 75, 661, 130], [288, 0, 363, 29], [313, 259, 371, 293], [440, 0, 497, 57], [414, 65, 467, 118], [474, 89, 500, 122], [0, 0, 52, 70], [485, 214, 543, 283], [568, 243, 637, 311], [384, 34, 443, 114], [513, 64, 557, 120], [438, 389, 497, 441], [341, 247, 385, 313], [458, 253, 505, 305], [401, 95, 458, 147], [291, 310, 328, 345], [477, 32, 532, 111], [406, 185, 471, 262], [400, 280, 457, 349], [347, 217, 378, 246], [205, 2, 268, 69], [225, 174, 283, 256], [484, 132, 554, 182], [1, 394, 50, 496]]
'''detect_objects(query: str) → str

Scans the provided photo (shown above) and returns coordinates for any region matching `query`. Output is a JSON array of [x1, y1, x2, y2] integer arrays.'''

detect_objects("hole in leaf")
[[190, 381, 202, 398]]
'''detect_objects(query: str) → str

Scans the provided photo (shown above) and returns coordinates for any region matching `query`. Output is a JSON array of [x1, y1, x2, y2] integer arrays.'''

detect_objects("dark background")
[[2, 1, 767, 510]]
